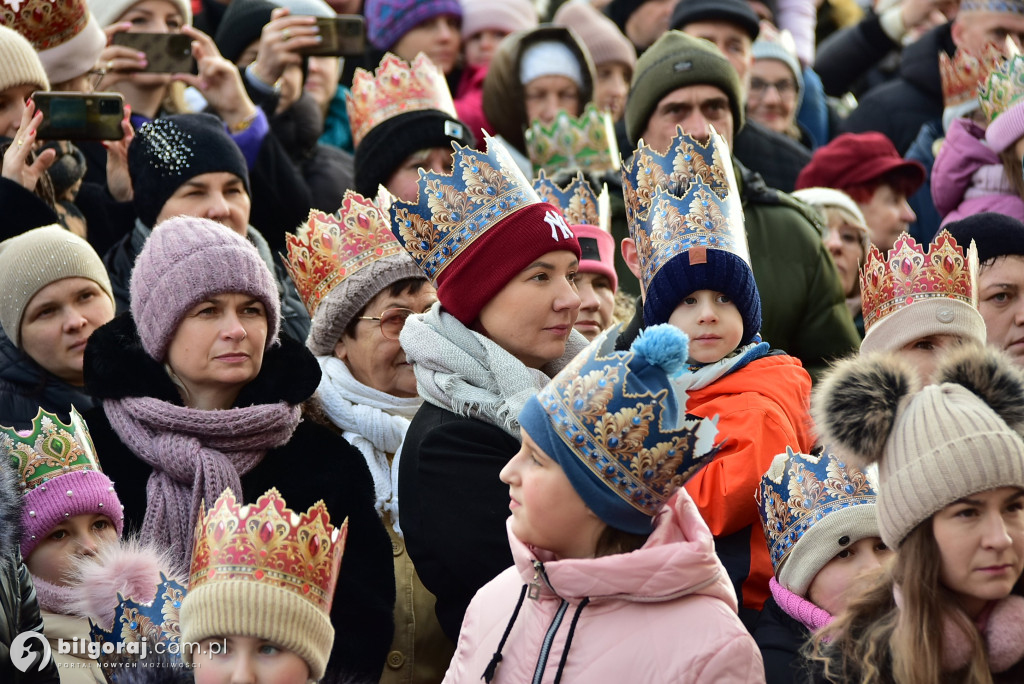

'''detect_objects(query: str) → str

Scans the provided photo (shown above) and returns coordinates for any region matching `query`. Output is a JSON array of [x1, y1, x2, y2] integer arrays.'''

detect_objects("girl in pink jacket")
[[443, 325, 766, 684]]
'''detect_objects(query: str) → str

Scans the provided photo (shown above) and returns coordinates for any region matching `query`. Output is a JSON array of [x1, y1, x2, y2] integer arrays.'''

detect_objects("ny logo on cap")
[[544, 210, 574, 241]]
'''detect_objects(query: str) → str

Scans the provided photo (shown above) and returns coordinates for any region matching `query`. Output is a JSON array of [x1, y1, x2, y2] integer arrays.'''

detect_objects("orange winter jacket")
[[683, 353, 814, 618]]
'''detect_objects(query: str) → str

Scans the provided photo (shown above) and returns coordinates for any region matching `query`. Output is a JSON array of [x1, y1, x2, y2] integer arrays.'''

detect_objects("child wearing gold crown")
[[444, 324, 764, 683], [180, 488, 346, 684], [620, 126, 815, 624], [1, 409, 183, 683]]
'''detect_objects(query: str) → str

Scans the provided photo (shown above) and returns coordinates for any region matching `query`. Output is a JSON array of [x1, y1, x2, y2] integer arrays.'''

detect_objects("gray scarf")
[[399, 303, 589, 437]]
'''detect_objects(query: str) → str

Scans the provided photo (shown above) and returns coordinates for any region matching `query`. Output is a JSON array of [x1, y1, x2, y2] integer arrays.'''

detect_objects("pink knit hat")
[[0, 408, 123, 559], [130, 216, 281, 362], [461, 0, 537, 40], [553, 1, 636, 70]]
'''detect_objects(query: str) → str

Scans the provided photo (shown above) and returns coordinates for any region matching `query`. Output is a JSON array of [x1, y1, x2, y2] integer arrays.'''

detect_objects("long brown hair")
[[808, 519, 991, 684], [999, 147, 1024, 204]]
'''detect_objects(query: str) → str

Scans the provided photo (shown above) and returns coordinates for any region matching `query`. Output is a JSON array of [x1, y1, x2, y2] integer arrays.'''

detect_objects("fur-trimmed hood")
[[83, 312, 321, 408], [0, 449, 21, 566]]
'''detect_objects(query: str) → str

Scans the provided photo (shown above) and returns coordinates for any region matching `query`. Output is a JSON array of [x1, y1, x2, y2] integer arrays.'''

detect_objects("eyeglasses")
[[86, 68, 107, 92], [357, 308, 417, 340], [750, 78, 797, 97]]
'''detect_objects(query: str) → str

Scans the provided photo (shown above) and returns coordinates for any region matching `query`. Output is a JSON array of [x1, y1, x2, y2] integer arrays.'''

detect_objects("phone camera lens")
[[99, 100, 121, 115]]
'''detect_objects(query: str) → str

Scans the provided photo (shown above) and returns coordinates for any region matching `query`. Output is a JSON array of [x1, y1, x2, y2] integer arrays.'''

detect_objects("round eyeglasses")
[[357, 308, 416, 340]]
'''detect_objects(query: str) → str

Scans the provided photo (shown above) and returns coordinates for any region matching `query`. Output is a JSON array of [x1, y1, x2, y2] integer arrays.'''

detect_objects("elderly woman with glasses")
[[284, 192, 455, 684]]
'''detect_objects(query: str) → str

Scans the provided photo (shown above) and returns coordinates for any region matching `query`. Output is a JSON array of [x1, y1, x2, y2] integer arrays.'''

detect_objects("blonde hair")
[[808, 520, 992, 684]]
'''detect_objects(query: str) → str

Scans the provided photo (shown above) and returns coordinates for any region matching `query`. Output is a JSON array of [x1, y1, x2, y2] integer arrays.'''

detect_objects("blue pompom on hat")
[[519, 324, 719, 534]]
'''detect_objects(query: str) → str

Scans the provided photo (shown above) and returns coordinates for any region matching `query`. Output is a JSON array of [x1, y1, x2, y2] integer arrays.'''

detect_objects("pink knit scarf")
[[103, 396, 301, 568], [770, 577, 834, 632]]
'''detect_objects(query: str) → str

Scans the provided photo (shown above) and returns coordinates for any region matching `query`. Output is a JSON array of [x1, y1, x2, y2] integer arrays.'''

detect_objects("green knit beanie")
[[625, 30, 744, 146]]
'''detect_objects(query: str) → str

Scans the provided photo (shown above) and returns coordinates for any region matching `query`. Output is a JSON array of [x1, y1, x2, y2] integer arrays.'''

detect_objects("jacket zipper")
[[531, 560, 567, 684]]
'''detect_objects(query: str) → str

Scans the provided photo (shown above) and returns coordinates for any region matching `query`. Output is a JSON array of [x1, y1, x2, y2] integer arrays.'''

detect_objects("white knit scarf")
[[399, 303, 589, 438], [316, 356, 420, 534]]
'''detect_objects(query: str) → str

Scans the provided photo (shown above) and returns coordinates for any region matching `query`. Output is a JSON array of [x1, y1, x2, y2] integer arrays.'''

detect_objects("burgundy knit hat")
[[435, 202, 582, 324], [795, 132, 925, 194], [130, 216, 281, 362]]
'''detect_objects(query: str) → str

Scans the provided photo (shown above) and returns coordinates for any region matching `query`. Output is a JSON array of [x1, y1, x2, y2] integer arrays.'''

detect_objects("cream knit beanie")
[[0, 25, 49, 93], [0, 225, 113, 347], [87, 0, 192, 28], [814, 347, 1024, 548]]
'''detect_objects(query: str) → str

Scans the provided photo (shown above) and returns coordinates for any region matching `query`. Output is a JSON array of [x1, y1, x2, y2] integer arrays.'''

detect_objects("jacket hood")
[[898, 22, 954, 99], [482, 25, 596, 155], [508, 489, 737, 609], [84, 312, 321, 408], [932, 117, 1003, 217]]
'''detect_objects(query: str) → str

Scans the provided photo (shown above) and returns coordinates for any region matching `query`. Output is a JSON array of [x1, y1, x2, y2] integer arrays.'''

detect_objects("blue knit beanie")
[[518, 325, 719, 535]]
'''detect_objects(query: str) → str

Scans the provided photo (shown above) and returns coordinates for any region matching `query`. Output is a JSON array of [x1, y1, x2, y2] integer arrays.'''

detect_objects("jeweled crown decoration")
[[89, 573, 186, 667], [860, 230, 978, 332], [346, 52, 457, 148], [524, 104, 620, 175], [389, 135, 543, 281], [1, 407, 102, 494], [283, 191, 405, 316], [758, 447, 877, 570], [941, 46, 1003, 110], [622, 127, 748, 289], [538, 332, 719, 517], [979, 42, 1024, 124], [188, 488, 347, 614], [533, 171, 610, 232], [1, 0, 88, 50]]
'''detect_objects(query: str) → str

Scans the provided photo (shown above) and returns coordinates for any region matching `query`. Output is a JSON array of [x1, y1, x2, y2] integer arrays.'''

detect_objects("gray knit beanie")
[[130, 216, 281, 362], [0, 24, 49, 93], [814, 347, 1024, 548], [625, 30, 743, 145], [0, 225, 113, 347]]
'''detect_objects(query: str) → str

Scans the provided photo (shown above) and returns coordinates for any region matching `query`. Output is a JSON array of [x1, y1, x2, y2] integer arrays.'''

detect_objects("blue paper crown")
[[758, 447, 878, 571], [536, 325, 720, 519], [88, 572, 187, 678], [533, 171, 609, 231], [621, 127, 749, 290], [388, 135, 544, 281]]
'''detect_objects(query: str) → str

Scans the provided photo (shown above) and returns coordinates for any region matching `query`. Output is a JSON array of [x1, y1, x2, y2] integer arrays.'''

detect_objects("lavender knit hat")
[[130, 217, 281, 362], [364, 0, 462, 51]]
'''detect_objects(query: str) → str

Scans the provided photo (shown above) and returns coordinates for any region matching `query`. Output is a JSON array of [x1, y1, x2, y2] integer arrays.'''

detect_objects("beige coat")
[[42, 611, 105, 684]]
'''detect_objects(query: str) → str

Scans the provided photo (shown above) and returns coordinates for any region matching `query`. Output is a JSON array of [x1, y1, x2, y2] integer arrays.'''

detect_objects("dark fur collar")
[[84, 312, 321, 407], [0, 452, 21, 563]]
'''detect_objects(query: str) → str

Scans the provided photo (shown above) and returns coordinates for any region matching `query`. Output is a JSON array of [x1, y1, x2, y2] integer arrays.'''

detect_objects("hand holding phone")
[[299, 16, 366, 57], [111, 32, 194, 73], [33, 92, 125, 141]]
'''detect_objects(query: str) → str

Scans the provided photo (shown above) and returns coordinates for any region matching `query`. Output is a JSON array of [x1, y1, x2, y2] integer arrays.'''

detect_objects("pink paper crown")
[[940, 46, 1003, 110]]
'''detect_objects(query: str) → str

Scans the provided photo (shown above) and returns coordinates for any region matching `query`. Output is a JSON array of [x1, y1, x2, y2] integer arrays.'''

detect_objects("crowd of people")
[[0, 0, 1023, 682]]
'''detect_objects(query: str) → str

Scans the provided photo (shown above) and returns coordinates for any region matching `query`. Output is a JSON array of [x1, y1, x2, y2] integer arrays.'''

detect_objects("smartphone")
[[33, 92, 125, 141], [300, 15, 366, 57], [111, 32, 194, 73]]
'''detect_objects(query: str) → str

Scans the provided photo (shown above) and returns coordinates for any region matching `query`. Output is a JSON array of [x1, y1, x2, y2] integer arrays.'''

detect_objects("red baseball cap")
[[795, 132, 926, 194]]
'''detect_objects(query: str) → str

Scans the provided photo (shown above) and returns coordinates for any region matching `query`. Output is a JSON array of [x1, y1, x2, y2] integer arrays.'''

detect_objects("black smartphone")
[[300, 15, 366, 57], [111, 32, 194, 73], [33, 92, 125, 141]]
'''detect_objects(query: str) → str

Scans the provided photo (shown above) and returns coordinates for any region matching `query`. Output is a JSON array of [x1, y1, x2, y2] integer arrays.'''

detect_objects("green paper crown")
[[524, 104, 620, 175], [0, 407, 102, 494], [980, 50, 1024, 124]]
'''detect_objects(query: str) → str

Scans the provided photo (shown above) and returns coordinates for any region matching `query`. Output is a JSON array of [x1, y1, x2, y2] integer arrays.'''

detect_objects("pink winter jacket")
[[442, 491, 766, 684], [932, 118, 1024, 226]]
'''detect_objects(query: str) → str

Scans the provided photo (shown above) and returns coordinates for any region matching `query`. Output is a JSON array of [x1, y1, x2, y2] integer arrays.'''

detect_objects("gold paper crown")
[[1, 0, 88, 50], [188, 488, 347, 615], [388, 134, 544, 281], [524, 104, 621, 176], [860, 230, 978, 331], [533, 171, 610, 232], [979, 41, 1024, 123], [1, 407, 101, 494], [941, 46, 1004, 110], [346, 52, 457, 148], [283, 191, 406, 317], [621, 126, 748, 289]]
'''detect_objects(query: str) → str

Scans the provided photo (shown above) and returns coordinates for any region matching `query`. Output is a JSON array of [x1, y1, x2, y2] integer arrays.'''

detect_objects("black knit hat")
[[945, 212, 1024, 264], [603, 0, 645, 32], [214, 0, 275, 64], [354, 109, 476, 197], [128, 114, 251, 229], [670, 0, 761, 40]]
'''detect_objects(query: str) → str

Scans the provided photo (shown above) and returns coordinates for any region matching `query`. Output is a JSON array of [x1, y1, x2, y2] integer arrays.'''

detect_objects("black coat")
[[0, 444, 59, 683], [398, 402, 519, 641], [841, 22, 955, 154], [82, 314, 395, 682], [814, 11, 899, 99], [0, 177, 59, 241], [752, 596, 821, 684], [0, 330, 96, 429], [733, 121, 813, 194]]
